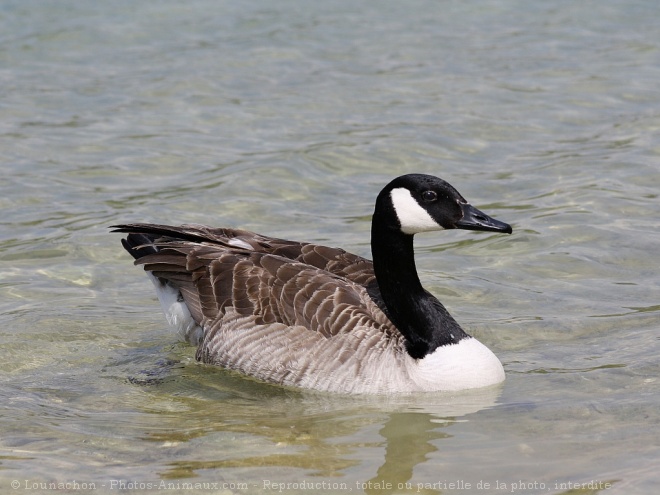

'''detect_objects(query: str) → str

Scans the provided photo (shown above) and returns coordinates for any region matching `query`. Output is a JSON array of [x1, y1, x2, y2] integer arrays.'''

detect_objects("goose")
[[112, 173, 512, 394]]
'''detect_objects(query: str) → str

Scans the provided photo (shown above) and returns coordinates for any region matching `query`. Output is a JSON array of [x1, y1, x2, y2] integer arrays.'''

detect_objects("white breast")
[[408, 337, 505, 391]]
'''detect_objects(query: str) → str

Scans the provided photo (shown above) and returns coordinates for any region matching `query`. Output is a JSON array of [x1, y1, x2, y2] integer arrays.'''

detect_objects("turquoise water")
[[1, 0, 659, 493]]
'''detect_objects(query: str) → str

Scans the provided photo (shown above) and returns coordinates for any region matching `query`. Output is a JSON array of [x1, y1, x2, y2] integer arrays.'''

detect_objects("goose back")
[[115, 223, 412, 392]]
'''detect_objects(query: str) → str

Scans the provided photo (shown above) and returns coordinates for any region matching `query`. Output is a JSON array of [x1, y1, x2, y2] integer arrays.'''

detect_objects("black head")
[[377, 173, 512, 235]]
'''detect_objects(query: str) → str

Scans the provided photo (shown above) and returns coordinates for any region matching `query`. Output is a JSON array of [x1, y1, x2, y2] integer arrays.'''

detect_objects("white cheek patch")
[[390, 188, 443, 234]]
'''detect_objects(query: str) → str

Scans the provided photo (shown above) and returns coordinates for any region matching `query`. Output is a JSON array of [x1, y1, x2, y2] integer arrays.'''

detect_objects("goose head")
[[370, 173, 511, 362], [376, 173, 512, 236]]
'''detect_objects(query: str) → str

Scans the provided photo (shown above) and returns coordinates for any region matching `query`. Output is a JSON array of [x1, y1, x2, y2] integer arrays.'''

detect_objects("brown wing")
[[114, 223, 376, 284], [113, 224, 390, 338]]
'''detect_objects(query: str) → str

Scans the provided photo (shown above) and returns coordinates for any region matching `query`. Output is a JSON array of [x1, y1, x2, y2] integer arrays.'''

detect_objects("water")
[[1, 0, 659, 493]]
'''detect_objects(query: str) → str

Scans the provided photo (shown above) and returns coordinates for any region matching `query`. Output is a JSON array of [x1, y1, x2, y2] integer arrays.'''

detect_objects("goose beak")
[[456, 203, 512, 234]]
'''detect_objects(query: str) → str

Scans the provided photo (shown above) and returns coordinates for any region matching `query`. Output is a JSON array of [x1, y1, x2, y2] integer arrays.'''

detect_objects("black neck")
[[370, 208, 468, 359]]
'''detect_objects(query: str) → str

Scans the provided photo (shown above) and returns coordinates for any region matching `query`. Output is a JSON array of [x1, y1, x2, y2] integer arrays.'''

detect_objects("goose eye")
[[421, 190, 438, 202]]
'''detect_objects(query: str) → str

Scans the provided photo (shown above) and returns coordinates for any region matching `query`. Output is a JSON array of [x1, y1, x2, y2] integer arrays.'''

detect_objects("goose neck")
[[371, 223, 423, 295], [370, 211, 467, 358]]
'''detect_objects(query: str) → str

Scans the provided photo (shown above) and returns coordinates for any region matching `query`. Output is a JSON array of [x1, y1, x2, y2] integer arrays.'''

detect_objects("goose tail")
[[112, 225, 204, 345]]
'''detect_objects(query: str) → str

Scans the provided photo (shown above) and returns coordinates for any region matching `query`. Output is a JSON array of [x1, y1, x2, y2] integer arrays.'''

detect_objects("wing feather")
[[113, 223, 404, 388]]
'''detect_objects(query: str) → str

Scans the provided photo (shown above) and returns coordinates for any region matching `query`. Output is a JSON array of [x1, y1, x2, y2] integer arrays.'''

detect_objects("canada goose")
[[112, 174, 512, 394]]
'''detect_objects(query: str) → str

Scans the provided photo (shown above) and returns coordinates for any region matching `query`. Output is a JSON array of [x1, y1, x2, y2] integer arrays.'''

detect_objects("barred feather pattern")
[[115, 223, 432, 393]]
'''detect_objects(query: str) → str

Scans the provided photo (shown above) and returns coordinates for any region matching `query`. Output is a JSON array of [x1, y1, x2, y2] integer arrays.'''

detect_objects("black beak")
[[455, 203, 512, 234]]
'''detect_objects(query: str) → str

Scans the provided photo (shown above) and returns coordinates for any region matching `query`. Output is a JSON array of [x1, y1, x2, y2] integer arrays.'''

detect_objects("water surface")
[[1, 1, 659, 494]]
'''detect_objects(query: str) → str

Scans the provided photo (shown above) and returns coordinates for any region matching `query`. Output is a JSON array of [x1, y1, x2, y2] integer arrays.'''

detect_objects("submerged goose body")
[[113, 174, 512, 394]]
